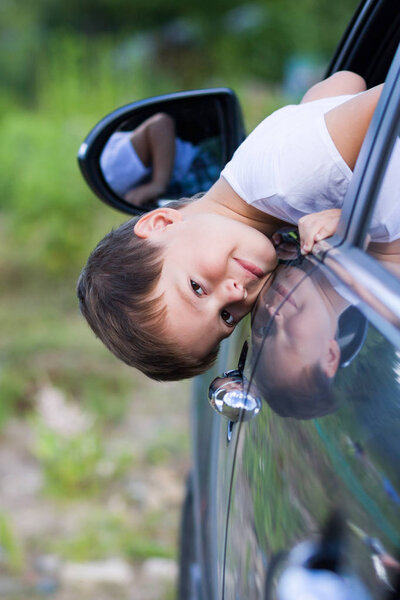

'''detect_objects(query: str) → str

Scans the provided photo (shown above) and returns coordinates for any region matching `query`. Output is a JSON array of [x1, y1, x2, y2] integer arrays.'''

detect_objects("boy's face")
[[139, 210, 278, 359], [253, 266, 340, 383]]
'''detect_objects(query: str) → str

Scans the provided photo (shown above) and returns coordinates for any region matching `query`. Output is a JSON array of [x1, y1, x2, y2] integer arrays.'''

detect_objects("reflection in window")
[[366, 134, 400, 279]]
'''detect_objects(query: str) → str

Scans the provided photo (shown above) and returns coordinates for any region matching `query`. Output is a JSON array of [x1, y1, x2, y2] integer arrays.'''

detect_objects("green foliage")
[[0, 513, 24, 574], [0, 370, 32, 431], [1, 0, 359, 104], [51, 511, 175, 562], [33, 420, 133, 497], [0, 33, 172, 282], [1, 114, 91, 277], [145, 430, 189, 465]]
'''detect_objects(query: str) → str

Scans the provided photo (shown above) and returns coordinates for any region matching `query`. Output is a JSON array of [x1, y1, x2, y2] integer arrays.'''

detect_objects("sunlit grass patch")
[[0, 513, 24, 574], [32, 418, 134, 498], [145, 430, 190, 466], [49, 511, 175, 563]]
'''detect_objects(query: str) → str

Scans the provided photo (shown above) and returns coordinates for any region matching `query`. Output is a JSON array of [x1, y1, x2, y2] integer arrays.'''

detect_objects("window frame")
[[314, 43, 400, 348], [336, 42, 400, 249]]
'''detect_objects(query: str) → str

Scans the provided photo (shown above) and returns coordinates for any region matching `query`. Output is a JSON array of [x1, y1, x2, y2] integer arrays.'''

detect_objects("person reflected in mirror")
[[78, 72, 386, 382], [100, 113, 221, 206]]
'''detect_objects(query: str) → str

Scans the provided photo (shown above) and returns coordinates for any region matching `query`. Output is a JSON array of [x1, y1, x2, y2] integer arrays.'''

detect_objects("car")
[[78, 1, 400, 598]]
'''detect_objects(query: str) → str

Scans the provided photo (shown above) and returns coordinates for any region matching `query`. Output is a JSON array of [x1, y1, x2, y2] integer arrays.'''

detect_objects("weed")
[[32, 419, 134, 498], [50, 511, 175, 563], [0, 514, 24, 574]]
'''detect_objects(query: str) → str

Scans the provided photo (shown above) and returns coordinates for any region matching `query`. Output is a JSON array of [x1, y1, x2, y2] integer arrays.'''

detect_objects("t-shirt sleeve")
[[221, 96, 354, 224], [221, 106, 293, 202], [266, 105, 353, 215], [100, 131, 151, 196], [368, 136, 400, 242]]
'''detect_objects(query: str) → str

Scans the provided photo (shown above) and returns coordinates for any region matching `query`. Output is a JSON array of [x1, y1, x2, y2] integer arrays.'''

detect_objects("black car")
[[78, 1, 400, 598]]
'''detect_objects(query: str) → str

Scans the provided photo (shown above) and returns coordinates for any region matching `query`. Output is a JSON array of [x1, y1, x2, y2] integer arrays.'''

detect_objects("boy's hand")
[[124, 182, 165, 206], [298, 209, 341, 254]]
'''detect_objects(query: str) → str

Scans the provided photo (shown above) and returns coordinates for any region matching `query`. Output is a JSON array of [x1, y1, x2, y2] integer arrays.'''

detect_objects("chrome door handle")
[[208, 369, 261, 422]]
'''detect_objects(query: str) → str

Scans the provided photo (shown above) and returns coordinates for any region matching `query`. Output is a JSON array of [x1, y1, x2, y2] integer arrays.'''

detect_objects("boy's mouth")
[[234, 258, 264, 279]]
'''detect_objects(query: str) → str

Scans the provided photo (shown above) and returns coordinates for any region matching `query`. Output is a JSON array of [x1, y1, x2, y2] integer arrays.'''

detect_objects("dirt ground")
[[0, 376, 191, 600]]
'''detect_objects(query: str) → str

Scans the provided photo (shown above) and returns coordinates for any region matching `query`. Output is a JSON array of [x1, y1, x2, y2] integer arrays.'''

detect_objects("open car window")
[[336, 42, 400, 253], [365, 128, 400, 281], [349, 41, 400, 283]]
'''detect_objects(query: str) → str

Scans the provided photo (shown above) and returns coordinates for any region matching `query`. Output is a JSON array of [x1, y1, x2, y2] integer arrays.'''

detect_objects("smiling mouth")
[[235, 258, 264, 279]]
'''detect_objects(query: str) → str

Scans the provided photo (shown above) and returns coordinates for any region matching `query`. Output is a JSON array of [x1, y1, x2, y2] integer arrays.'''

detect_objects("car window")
[[335, 41, 400, 262], [364, 130, 400, 280], [249, 260, 344, 418], [232, 256, 400, 599]]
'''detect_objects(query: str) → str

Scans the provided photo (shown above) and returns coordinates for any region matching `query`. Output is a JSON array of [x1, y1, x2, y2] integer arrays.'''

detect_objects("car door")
[[218, 2, 400, 598], [224, 259, 400, 599], [191, 326, 249, 600]]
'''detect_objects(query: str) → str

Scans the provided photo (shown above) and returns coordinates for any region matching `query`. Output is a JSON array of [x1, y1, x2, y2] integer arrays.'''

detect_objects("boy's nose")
[[266, 303, 281, 317], [224, 279, 247, 302]]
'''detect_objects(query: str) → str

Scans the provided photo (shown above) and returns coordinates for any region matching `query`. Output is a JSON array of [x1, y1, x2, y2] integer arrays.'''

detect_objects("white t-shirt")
[[100, 131, 199, 196], [368, 137, 400, 242], [221, 94, 400, 242], [221, 94, 355, 224]]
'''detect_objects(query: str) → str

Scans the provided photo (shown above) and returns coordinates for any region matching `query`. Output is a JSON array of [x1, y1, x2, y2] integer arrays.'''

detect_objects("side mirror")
[[77, 88, 245, 215]]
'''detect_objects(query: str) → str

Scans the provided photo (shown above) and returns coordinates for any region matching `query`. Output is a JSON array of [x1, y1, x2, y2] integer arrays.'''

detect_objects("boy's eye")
[[221, 309, 235, 327], [191, 280, 205, 296]]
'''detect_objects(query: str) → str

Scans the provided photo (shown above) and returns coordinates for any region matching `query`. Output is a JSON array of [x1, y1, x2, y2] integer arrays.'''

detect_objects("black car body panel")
[[222, 259, 400, 599]]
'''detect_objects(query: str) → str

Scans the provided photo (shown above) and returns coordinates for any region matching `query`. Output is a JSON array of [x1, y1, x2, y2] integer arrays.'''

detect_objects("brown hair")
[[77, 214, 219, 381], [255, 364, 338, 420]]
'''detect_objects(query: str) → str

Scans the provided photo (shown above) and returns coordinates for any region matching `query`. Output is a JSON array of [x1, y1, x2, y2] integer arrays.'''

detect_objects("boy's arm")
[[324, 84, 383, 170], [298, 209, 342, 254], [127, 113, 176, 205], [300, 71, 366, 103], [299, 85, 384, 253]]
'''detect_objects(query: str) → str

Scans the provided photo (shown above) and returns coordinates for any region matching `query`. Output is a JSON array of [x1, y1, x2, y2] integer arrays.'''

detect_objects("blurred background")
[[0, 0, 357, 598]]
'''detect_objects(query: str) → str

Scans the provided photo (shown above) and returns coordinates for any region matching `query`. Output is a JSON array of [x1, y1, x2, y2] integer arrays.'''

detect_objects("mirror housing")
[[77, 88, 245, 215]]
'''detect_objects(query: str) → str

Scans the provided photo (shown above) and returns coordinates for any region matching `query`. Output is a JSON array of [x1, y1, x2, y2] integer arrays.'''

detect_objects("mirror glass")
[[78, 91, 243, 214], [100, 110, 224, 209]]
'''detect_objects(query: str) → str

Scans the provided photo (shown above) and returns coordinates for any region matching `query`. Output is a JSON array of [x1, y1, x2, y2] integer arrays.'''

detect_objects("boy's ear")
[[134, 208, 183, 239], [322, 339, 341, 378]]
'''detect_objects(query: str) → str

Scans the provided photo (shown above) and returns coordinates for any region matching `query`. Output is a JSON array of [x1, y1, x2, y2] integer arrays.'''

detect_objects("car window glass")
[[249, 260, 357, 419], [238, 260, 400, 598], [364, 131, 400, 280]]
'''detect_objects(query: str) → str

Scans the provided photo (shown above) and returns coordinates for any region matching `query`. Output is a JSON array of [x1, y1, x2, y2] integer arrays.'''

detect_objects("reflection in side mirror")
[[78, 88, 245, 215]]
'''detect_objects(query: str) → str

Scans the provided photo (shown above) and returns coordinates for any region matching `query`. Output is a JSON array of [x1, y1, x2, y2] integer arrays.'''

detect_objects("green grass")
[[49, 510, 176, 562], [145, 430, 190, 466], [0, 514, 24, 574], [33, 419, 134, 498]]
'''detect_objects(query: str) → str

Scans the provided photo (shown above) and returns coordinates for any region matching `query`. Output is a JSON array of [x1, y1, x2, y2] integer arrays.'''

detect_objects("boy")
[[77, 72, 383, 381]]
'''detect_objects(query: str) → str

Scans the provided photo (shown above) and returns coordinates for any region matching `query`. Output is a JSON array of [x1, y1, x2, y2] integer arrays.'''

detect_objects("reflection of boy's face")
[[253, 267, 340, 382], [137, 210, 278, 359]]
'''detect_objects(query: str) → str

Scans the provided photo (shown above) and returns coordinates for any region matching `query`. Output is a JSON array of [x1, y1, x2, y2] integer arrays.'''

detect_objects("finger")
[[298, 221, 319, 254], [314, 223, 336, 242]]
